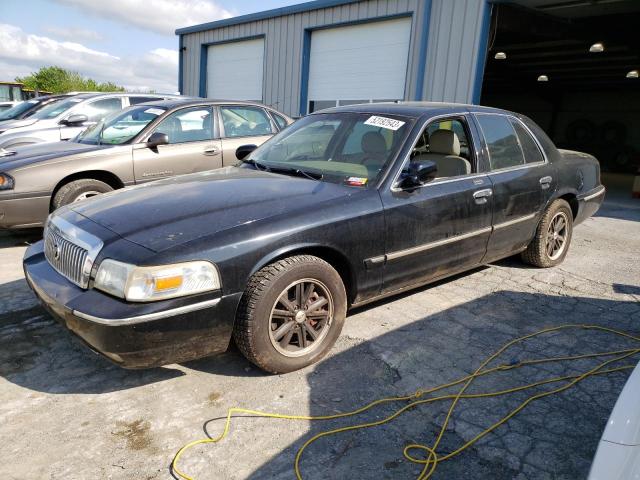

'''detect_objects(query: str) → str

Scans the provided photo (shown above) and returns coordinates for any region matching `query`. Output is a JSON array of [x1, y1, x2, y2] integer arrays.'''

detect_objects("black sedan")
[[23, 102, 605, 373]]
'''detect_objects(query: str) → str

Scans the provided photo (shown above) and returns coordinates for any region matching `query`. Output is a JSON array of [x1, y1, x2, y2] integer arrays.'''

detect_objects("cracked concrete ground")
[[1, 195, 639, 480]]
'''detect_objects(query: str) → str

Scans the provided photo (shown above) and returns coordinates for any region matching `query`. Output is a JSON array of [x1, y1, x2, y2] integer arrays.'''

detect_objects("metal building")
[[177, 0, 640, 184], [176, 0, 491, 117]]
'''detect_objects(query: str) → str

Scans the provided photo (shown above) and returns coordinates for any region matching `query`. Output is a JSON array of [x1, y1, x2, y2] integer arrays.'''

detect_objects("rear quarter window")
[[476, 114, 525, 170], [510, 118, 545, 164]]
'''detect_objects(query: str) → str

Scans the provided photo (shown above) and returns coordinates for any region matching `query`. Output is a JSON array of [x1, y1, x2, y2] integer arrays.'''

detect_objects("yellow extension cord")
[[171, 324, 640, 480]]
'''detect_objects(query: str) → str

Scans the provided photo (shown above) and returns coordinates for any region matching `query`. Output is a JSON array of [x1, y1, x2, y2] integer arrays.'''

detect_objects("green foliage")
[[16, 66, 125, 94]]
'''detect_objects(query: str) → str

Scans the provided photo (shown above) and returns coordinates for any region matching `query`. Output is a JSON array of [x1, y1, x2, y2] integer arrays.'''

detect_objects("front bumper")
[[0, 192, 50, 229], [23, 241, 242, 368]]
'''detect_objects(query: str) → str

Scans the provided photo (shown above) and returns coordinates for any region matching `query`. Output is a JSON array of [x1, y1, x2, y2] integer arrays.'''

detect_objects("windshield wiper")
[[272, 166, 323, 181], [240, 158, 270, 172]]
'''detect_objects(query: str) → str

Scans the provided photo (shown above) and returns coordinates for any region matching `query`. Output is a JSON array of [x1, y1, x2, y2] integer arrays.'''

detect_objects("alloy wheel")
[[546, 211, 569, 260], [73, 191, 102, 202], [268, 278, 334, 358]]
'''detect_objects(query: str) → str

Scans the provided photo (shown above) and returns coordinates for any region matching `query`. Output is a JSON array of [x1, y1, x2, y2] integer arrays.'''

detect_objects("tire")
[[521, 199, 573, 268], [234, 255, 347, 374], [52, 179, 113, 210]]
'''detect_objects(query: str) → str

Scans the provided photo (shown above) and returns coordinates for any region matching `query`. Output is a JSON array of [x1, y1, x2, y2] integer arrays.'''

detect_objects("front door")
[[472, 113, 556, 261], [218, 105, 276, 166], [133, 106, 222, 183], [380, 116, 493, 293]]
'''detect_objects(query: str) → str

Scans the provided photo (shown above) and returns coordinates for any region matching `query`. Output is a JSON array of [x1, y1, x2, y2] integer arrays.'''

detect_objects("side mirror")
[[147, 132, 169, 148], [401, 160, 438, 188], [236, 144, 258, 160], [62, 114, 88, 126]]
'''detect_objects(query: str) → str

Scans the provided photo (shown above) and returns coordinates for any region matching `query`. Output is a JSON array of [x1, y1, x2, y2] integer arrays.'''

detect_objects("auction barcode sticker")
[[364, 115, 405, 131], [144, 108, 165, 116]]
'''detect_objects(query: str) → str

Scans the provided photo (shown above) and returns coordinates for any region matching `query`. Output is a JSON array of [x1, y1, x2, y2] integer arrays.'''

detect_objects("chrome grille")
[[45, 228, 88, 287], [43, 215, 104, 289]]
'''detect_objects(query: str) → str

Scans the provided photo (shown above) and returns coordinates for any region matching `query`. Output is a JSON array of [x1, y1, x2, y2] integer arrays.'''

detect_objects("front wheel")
[[52, 179, 114, 210], [234, 255, 347, 373], [521, 199, 573, 268]]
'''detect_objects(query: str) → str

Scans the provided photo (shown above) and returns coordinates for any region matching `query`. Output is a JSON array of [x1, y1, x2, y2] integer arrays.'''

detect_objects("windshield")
[[248, 112, 413, 186], [31, 97, 85, 119], [75, 105, 167, 145], [0, 99, 41, 120]]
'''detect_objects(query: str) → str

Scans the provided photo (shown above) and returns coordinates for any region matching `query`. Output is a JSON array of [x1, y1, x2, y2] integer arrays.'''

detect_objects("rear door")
[[472, 113, 555, 261], [218, 105, 276, 166], [132, 105, 222, 183], [379, 115, 493, 293]]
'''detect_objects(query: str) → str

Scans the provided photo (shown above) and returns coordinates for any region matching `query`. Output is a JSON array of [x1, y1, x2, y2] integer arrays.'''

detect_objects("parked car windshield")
[[75, 105, 167, 145], [0, 99, 40, 120], [248, 112, 413, 186], [31, 97, 84, 119]]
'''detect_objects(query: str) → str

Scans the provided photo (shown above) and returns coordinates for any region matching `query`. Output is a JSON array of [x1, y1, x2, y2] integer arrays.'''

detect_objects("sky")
[[0, 0, 300, 93]]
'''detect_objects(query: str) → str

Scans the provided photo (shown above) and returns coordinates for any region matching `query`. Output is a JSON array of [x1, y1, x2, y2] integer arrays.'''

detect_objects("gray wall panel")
[[180, 0, 489, 116], [423, 0, 488, 103]]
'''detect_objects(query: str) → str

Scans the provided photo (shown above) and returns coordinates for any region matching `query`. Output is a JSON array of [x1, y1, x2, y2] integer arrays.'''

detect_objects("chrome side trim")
[[73, 298, 221, 326], [493, 213, 537, 230], [386, 226, 493, 261], [582, 186, 606, 202]]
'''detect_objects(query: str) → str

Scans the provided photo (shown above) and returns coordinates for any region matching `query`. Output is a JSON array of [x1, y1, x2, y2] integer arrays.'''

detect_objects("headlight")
[[94, 259, 220, 302], [0, 173, 14, 190]]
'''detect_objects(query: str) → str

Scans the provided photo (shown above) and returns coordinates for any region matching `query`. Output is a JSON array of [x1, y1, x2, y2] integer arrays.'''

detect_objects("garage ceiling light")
[[537, 75, 549, 82], [589, 42, 604, 53], [494, 52, 507, 60], [626, 70, 639, 79]]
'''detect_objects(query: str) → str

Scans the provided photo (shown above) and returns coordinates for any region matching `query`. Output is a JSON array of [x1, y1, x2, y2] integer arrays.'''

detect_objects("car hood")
[[69, 167, 356, 252], [0, 141, 113, 170], [0, 118, 39, 130]]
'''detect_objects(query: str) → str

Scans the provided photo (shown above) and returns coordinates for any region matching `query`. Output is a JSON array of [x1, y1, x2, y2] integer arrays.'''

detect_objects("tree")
[[15, 66, 125, 93]]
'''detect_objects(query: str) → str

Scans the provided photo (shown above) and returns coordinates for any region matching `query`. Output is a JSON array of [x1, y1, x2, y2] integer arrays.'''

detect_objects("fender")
[[248, 242, 357, 300]]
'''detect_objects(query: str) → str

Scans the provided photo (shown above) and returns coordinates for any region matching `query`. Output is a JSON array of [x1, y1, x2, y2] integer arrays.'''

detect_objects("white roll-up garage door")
[[307, 17, 412, 112], [206, 38, 264, 100]]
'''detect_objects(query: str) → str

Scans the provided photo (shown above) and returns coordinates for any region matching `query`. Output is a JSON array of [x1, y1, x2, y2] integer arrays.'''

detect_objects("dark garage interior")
[[481, 0, 640, 193]]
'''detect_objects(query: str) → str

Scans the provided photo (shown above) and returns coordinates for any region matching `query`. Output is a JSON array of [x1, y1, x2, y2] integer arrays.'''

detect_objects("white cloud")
[[54, 0, 234, 35], [43, 26, 105, 42], [0, 24, 178, 93]]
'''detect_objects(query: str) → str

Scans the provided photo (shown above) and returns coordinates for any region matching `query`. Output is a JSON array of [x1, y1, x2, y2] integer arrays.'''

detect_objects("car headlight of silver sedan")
[[94, 259, 221, 302]]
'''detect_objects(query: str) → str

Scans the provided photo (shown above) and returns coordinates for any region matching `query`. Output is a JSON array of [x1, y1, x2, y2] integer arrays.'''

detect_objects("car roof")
[[315, 101, 509, 119], [62, 92, 184, 102], [136, 98, 287, 111]]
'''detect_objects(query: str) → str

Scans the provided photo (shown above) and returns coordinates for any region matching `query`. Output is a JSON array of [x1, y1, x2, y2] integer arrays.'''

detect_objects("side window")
[[128, 96, 160, 106], [272, 112, 289, 130], [153, 107, 213, 144], [78, 98, 123, 123], [476, 114, 525, 170], [407, 118, 474, 179], [510, 118, 544, 164], [220, 106, 274, 138]]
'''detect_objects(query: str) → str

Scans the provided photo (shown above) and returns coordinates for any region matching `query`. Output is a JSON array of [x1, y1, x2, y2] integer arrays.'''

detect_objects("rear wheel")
[[234, 255, 347, 373], [521, 199, 573, 268], [52, 179, 113, 210]]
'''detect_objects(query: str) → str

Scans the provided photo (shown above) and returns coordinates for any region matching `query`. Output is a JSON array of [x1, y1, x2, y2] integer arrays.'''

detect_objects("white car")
[[589, 362, 640, 479], [0, 92, 180, 149]]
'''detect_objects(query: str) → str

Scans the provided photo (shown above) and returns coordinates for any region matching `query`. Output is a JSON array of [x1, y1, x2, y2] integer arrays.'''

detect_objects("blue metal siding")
[[472, 1, 492, 104]]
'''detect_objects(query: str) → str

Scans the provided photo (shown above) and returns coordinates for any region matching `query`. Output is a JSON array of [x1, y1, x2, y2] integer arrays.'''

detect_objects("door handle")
[[539, 176, 553, 189], [473, 188, 493, 205], [203, 146, 220, 156]]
